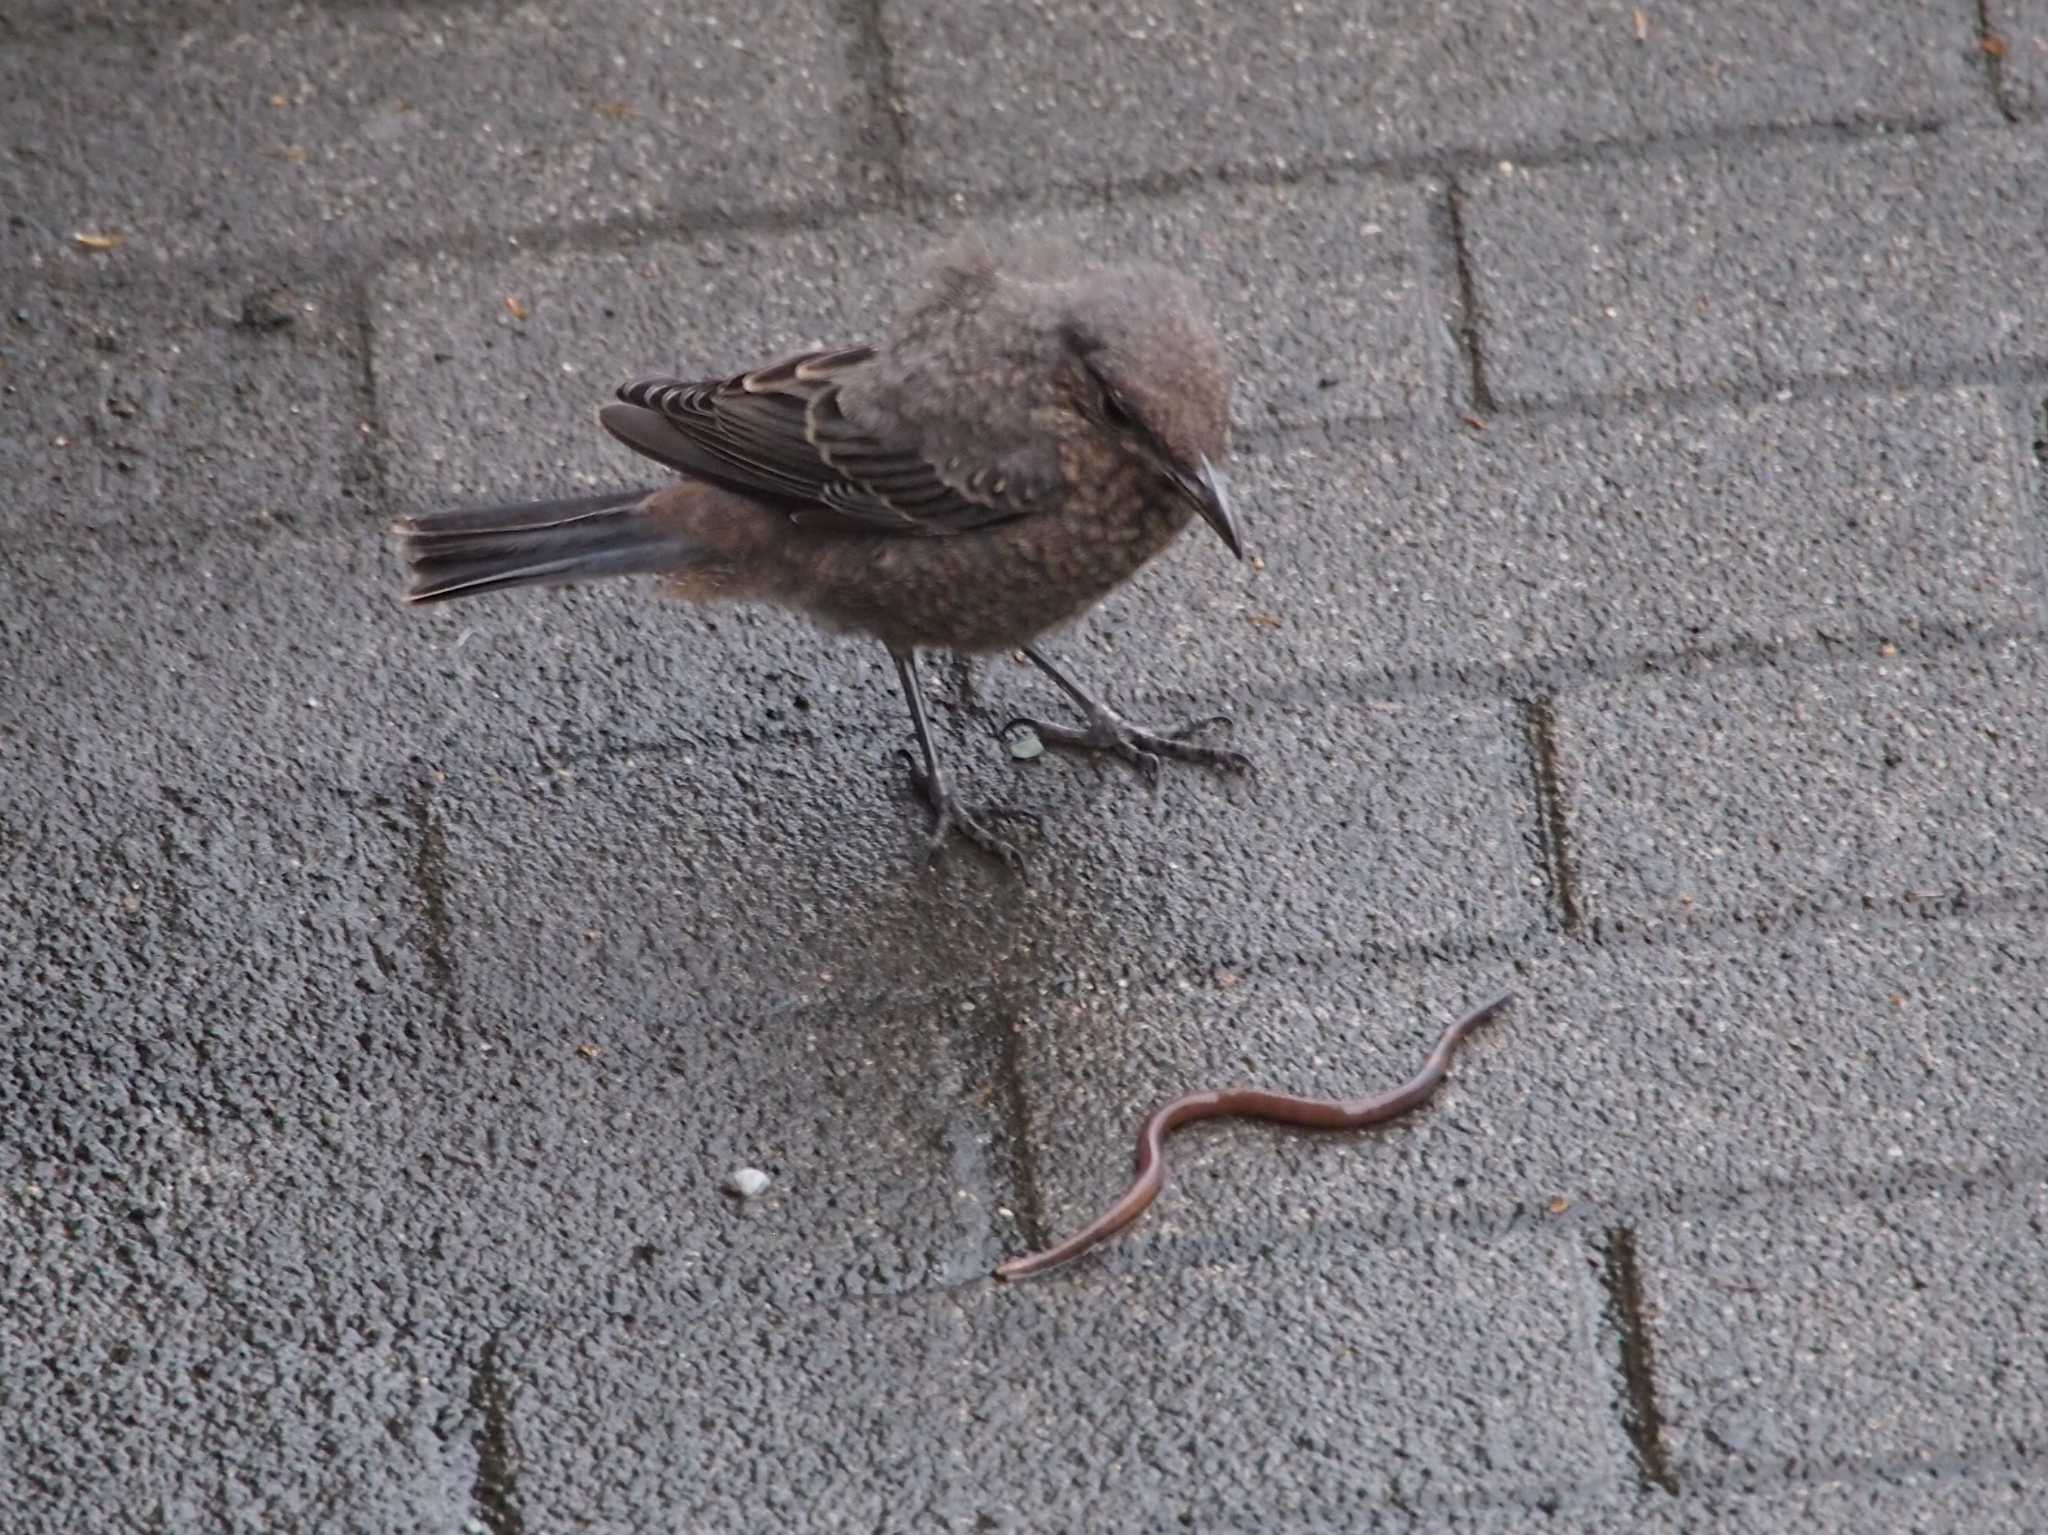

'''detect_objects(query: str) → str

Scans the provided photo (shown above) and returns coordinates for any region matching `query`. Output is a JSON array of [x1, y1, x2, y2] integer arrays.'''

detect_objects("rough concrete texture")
[[883, 0, 1989, 194], [0, 0, 857, 269], [1, 277, 363, 541], [6, 1, 2048, 1531], [1464, 126, 2048, 406], [1647, 1180, 2048, 1484], [495, 1223, 1619, 1532], [1559, 638, 2048, 931], [1107, 386, 2041, 693]]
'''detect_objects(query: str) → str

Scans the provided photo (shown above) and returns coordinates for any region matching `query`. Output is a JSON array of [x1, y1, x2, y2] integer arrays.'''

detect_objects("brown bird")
[[394, 237, 1248, 863]]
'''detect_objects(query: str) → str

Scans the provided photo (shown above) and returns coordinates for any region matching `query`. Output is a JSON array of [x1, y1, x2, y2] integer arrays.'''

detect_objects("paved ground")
[[4, 1, 2045, 1530]]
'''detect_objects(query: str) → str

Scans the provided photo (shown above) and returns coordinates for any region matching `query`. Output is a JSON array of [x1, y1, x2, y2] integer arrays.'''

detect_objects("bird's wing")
[[606, 347, 1052, 536]]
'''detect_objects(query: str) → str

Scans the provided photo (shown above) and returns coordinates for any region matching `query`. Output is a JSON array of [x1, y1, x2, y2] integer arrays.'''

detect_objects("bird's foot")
[[903, 755, 1038, 869], [1001, 704, 1252, 784]]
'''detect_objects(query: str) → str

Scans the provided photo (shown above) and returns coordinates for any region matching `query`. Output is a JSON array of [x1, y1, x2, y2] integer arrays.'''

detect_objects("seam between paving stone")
[[1238, 362, 2048, 456], [1439, 176, 1497, 417], [1600, 1224, 1681, 1496], [346, 271, 392, 523], [1520, 696, 1586, 940], [0, 114, 2001, 304], [1979, 0, 2029, 122], [835, 0, 913, 202], [467, 1328, 524, 1535]]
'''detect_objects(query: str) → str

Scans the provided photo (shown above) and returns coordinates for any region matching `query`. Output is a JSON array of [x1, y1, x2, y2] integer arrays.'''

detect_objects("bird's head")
[[1058, 272, 1240, 559]]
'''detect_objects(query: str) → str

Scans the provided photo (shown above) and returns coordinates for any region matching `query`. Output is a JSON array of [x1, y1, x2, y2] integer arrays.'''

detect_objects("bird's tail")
[[394, 488, 698, 603]]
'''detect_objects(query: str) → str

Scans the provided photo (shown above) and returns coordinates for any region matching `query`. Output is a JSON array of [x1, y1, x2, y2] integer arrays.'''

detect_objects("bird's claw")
[[902, 753, 1036, 870], [1001, 710, 1252, 780]]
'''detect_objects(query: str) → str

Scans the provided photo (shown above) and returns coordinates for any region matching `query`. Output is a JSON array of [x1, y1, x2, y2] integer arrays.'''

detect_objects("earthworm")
[[994, 990, 1514, 1281]]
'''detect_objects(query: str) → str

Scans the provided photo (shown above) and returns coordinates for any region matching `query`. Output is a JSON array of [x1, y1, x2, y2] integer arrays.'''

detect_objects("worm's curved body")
[[994, 991, 1514, 1281]]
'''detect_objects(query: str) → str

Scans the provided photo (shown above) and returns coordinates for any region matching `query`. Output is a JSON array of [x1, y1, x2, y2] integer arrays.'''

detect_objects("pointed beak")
[[1174, 454, 1243, 560]]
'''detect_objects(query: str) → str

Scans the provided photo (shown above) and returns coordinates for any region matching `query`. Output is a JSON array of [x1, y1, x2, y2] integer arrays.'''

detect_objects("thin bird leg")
[[1004, 646, 1251, 783], [891, 649, 1038, 868]]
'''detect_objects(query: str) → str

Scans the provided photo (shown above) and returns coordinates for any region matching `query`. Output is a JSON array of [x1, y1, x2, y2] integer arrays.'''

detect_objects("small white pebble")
[[726, 1167, 771, 1198]]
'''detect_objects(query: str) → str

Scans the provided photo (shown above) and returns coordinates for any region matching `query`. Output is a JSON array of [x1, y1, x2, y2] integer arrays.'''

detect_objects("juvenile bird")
[[394, 237, 1248, 863]]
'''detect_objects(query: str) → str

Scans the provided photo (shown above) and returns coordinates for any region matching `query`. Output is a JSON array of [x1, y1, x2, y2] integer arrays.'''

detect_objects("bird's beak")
[[1173, 454, 1243, 560]]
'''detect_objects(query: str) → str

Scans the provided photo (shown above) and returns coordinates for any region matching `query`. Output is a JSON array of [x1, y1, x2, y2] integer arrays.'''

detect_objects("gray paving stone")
[[1643, 1179, 2048, 1488], [354, 978, 1012, 1311], [1002, 185, 1445, 431], [1012, 915, 2048, 1272], [1991, 0, 2048, 119], [0, 1304, 475, 1535], [1, 774, 478, 1529], [1, 278, 360, 542], [495, 1223, 1618, 1531], [884, 0, 1984, 196], [0, 0, 855, 269], [1464, 126, 2048, 406], [434, 682, 1536, 996], [1557, 638, 2048, 932], [368, 182, 1435, 501], [0, 523, 928, 798], [1086, 387, 2038, 697]]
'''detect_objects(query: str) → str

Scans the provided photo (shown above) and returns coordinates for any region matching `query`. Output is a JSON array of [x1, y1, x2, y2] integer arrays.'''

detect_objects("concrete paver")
[[0, 0, 857, 269], [1, 277, 362, 542], [1115, 387, 2041, 697], [885, 0, 1986, 195], [1558, 638, 2048, 931], [1645, 1180, 2048, 1487], [1464, 126, 2048, 406]]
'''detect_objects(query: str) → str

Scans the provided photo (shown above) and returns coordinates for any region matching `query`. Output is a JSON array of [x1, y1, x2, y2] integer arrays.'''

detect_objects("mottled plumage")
[[394, 236, 1247, 863]]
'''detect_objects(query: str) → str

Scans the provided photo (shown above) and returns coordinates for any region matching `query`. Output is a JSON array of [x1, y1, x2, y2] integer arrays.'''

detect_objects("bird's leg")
[[891, 649, 1038, 868], [1004, 645, 1252, 783]]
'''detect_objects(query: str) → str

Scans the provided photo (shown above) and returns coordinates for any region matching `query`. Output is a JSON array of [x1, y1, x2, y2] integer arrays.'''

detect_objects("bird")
[[392, 236, 1249, 865]]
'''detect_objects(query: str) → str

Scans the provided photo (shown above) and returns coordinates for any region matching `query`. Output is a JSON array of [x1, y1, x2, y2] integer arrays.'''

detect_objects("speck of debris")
[[238, 289, 297, 332], [726, 1167, 772, 1198]]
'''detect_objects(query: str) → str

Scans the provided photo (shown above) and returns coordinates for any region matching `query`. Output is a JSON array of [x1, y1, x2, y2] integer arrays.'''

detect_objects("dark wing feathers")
[[606, 348, 1046, 536]]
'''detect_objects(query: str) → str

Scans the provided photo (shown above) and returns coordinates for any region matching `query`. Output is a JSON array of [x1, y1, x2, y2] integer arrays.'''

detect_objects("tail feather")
[[394, 488, 698, 603]]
